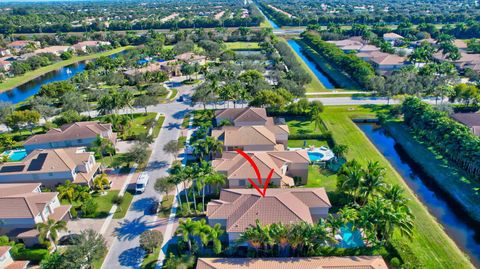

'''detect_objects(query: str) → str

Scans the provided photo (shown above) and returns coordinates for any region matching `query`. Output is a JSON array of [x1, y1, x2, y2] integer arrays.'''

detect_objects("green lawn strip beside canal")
[[384, 121, 480, 222], [0, 46, 133, 92], [319, 106, 474, 269]]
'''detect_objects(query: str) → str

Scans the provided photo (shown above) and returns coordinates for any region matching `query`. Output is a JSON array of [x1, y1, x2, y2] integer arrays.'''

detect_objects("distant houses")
[[7, 40, 40, 52], [34, 45, 72, 56], [72, 40, 111, 52], [0, 183, 71, 247], [206, 188, 331, 242], [0, 147, 100, 187], [24, 121, 116, 152], [197, 256, 388, 269], [124, 60, 181, 78]]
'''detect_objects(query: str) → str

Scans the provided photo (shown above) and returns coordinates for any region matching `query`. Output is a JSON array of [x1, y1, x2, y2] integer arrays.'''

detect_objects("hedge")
[[11, 247, 49, 263]]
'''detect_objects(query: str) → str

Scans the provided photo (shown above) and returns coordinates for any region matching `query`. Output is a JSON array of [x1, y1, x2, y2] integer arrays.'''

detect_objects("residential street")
[[101, 81, 194, 269]]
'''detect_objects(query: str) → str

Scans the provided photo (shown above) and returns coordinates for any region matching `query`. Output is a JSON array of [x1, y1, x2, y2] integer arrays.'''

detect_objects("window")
[[239, 180, 246, 186]]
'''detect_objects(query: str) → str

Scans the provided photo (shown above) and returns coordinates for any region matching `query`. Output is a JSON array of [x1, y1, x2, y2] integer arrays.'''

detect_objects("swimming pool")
[[2, 149, 27, 161], [307, 152, 324, 161], [337, 225, 365, 248]]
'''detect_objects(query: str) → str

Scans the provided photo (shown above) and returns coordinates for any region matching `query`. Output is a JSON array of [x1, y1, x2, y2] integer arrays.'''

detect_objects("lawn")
[[278, 38, 327, 93], [320, 106, 474, 269], [284, 115, 326, 135], [287, 139, 330, 148], [384, 121, 480, 222], [224, 42, 261, 51], [306, 165, 337, 191], [0, 46, 133, 92], [296, 40, 360, 90], [113, 190, 134, 219], [158, 194, 174, 218], [152, 115, 165, 138], [90, 190, 118, 218], [141, 248, 160, 269], [128, 113, 157, 137]]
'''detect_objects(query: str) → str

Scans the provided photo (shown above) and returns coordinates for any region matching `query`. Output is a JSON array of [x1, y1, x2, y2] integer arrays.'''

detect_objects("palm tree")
[[332, 144, 348, 161], [93, 136, 115, 163], [196, 219, 211, 254], [205, 172, 226, 195], [210, 223, 224, 254], [337, 160, 363, 204], [57, 180, 76, 204], [175, 218, 199, 253], [237, 220, 266, 256], [360, 161, 386, 205], [326, 213, 342, 237], [36, 218, 67, 250], [193, 161, 213, 211], [269, 223, 289, 257], [312, 109, 323, 131], [93, 173, 110, 193]]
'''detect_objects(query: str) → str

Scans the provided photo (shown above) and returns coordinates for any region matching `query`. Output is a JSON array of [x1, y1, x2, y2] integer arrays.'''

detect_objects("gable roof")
[[383, 32, 404, 39], [24, 121, 111, 145], [197, 256, 388, 269], [211, 126, 277, 147], [0, 183, 58, 219], [207, 188, 331, 233], [215, 108, 268, 125]]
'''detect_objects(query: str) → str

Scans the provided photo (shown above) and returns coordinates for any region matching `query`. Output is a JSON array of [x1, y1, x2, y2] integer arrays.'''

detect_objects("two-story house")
[[0, 148, 100, 187], [207, 188, 331, 242], [212, 150, 310, 188], [0, 183, 71, 247], [23, 121, 116, 153]]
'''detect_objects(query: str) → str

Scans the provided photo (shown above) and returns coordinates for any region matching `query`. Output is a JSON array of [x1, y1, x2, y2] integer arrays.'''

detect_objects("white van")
[[135, 172, 149, 194]]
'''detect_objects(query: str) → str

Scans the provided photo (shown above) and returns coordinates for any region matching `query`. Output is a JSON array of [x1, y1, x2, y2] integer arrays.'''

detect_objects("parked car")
[[135, 172, 149, 194]]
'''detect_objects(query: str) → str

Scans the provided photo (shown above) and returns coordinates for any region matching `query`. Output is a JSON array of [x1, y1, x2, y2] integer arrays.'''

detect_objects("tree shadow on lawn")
[[114, 216, 160, 241], [118, 246, 146, 268]]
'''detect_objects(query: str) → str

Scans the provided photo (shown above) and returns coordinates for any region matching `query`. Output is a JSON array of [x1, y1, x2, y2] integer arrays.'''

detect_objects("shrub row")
[[301, 31, 376, 88]]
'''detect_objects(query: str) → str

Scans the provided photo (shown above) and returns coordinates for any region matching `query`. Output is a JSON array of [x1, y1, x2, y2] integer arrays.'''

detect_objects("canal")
[[287, 40, 336, 89], [358, 123, 480, 268]]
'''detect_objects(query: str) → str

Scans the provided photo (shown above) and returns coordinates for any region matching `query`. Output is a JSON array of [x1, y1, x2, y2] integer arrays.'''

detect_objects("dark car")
[[58, 234, 81, 245], [149, 200, 159, 215], [177, 96, 184, 102]]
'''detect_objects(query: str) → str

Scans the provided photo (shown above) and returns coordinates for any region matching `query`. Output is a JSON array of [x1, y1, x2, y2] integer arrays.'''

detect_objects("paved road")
[[101, 84, 195, 269]]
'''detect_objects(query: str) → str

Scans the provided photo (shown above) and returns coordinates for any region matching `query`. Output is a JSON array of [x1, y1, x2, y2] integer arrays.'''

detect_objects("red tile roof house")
[[211, 125, 289, 152], [23, 121, 116, 153], [72, 40, 111, 52], [34, 45, 73, 56], [213, 150, 310, 188], [0, 59, 12, 72], [123, 60, 181, 77], [7, 40, 40, 51], [0, 148, 100, 188], [175, 52, 207, 65], [0, 183, 71, 247], [0, 246, 29, 269], [214, 107, 290, 148], [0, 48, 11, 57], [196, 256, 388, 269], [207, 188, 331, 242]]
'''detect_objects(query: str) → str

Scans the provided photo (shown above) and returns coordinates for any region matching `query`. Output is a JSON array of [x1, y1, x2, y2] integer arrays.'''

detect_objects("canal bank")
[[358, 123, 480, 268], [0, 46, 131, 104]]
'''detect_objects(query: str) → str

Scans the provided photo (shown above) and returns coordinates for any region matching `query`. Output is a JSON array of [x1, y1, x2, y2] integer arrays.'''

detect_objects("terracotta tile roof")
[[213, 151, 309, 187], [73, 40, 110, 49], [207, 188, 330, 233], [124, 60, 178, 76], [215, 108, 268, 125], [369, 52, 405, 65], [34, 46, 71, 54], [6, 261, 30, 269], [0, 184, 60, 219], [24, 121, 112, 145], [265, 118, 289, 135], [197, 256, 388, 269], [212, 126, 277, 147], [0, 148, 94, 183], [0, 246, 11, 257], [454, 39, 468, 50], [7, 41, 33, 47]]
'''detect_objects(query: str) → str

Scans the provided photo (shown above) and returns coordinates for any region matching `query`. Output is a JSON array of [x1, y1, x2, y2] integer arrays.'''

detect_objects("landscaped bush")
[[288, 132, 332, 140], [11, 246, 49, 263]]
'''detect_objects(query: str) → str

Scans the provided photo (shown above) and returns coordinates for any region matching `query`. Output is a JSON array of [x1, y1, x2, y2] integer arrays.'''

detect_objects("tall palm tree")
[[312, 109, 323, 132], [237, 220, 266, 256], [337, 160, 363, 204], [57, 180, 76, 204], [269, 223, 289, 257], [360, 161, 386, 205], [36, 218, 67, 250], [210, 223, 224, 254], [175, 218, 199, 253], [205, 172, 226, 196], [93, 173, 110, 193]]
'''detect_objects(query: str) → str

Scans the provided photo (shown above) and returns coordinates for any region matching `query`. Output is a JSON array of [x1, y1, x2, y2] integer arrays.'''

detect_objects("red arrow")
[[236, 149, 274, 197]]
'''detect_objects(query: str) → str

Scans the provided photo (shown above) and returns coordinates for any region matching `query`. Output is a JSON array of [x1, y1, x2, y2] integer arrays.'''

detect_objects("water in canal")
[[358, 123, 480, 267], [287, 40, 336, 89]]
